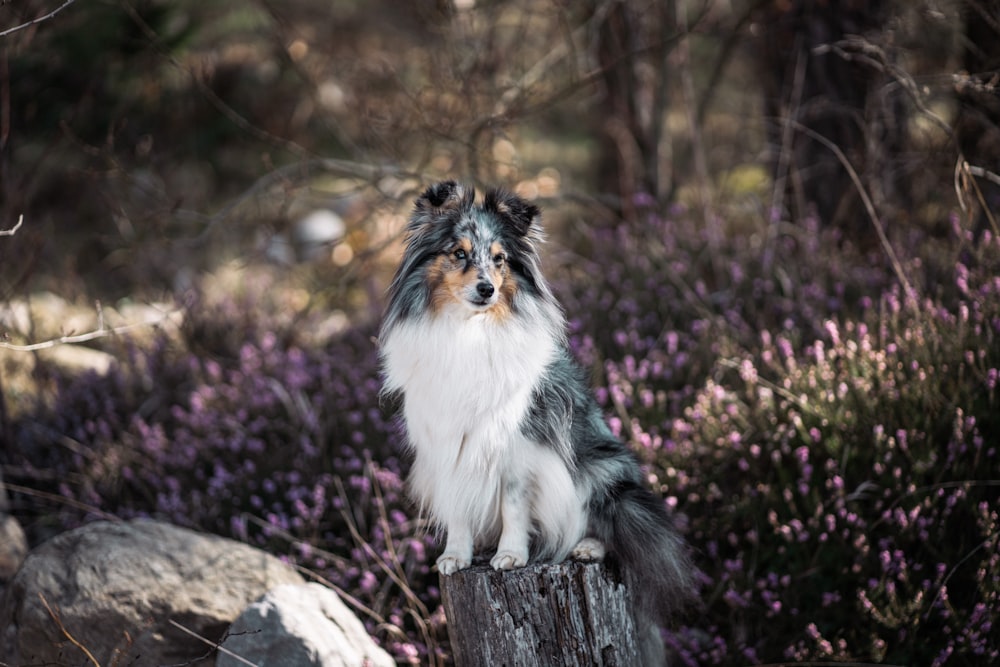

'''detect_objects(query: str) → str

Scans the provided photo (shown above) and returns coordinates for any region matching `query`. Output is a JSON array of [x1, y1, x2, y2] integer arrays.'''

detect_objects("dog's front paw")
[[436, 553, 471, 575], [571, 537, 606, 562], [490, 549, 528, 570]]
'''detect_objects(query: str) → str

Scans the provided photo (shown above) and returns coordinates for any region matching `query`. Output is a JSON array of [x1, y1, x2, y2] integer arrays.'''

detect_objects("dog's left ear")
[[483, 188, 539, 237]]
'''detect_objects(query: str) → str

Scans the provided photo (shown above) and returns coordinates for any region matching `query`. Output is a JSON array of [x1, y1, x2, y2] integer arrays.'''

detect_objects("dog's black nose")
[[476, 282, 495, 298]]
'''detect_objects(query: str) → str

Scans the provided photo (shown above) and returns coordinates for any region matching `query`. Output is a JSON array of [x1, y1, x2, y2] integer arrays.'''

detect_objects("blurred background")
[[2, 1, 999, 665], [0, 0, 982, 307]]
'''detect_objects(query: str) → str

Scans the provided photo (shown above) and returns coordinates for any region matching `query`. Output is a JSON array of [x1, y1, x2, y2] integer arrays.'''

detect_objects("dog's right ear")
[[408, 181, 474, 241], [415, 181, 473, 213]]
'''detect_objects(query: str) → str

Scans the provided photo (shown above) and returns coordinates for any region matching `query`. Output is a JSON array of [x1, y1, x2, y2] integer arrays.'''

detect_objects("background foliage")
[[2, 0, 998, 665]]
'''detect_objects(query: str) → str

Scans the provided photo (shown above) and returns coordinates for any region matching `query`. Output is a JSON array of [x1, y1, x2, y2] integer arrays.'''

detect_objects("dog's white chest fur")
[[382, 308, 556, 456], [380, 306, 574, 555]]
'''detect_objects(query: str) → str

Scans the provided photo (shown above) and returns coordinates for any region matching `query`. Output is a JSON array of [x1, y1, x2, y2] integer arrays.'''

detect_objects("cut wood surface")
[[440, 560, 644, 667]]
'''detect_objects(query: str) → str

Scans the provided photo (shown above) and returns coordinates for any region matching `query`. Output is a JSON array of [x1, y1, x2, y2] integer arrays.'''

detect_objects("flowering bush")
[[6, 301, 446, 663], [4, 203, 998, 665], [566, 206, 999, 665], [659, 295, 999, 665]]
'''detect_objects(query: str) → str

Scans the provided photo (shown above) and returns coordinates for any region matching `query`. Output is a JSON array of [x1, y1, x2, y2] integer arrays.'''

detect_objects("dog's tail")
[[589, 473, 699, 623]]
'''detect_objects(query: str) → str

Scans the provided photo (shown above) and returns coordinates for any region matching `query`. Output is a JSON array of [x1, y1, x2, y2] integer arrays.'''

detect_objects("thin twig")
[[166, 620, 259, 667], [964, 161, 1000, 187], [0, 214, 23, 236], [332, 474, 439, 662], [764, 35, 809, 271], [814, 36, 952, 138], [955, 155, 968, 215], [116, 0, 310, 160], [872, 480, 1000, 532], [963, 161, 1000, 238], [0, 305, 180, 351], [332, 475, 433, 619], [291, 565, 417, 645], [718, 358, 819, 417], [175, 157, 410, 245], [38, 593, 101, 667], [0, 0, 78, 39], [241, 513, 351, 569], [239, 512, 405, 636], [924, 535, 994, 621], [790, 120, 917, 307], [365, 460, 442, 666], [2, 482, 121, 521]]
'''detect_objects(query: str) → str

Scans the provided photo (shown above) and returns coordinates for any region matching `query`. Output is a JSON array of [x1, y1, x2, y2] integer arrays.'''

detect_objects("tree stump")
[[440, 560, 651, 667]]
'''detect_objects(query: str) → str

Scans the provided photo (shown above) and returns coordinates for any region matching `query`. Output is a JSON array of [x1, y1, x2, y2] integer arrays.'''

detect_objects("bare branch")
[[815, 36, 953, 138], [0, 214, 23, 236], [1, 482, 121, 521], [791, 120, 918, 307], [763, 38, 809, 271], [332, 472, 441, 664], [960, 160, 1000, 238], [964, 161, 1000, 187], [38, 593, 101, 667], [173, 157, 413, 244], [0, 0, 78, 39], [117, 0, 310, 159], [0, 304, 181, 352], [165, 620, 260, 667]]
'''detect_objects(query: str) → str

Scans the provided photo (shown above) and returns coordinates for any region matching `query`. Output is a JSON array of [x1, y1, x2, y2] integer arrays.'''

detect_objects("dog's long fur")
[[379, 182, 697, 633]]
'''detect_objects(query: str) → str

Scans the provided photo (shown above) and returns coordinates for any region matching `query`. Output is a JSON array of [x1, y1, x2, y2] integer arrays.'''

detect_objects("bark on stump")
[[440, 560, 648, 666]]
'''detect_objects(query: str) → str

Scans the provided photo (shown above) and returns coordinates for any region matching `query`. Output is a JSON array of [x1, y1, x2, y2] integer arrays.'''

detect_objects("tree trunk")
[[440, 560, 660, 667], [754, 0, 899, 232]]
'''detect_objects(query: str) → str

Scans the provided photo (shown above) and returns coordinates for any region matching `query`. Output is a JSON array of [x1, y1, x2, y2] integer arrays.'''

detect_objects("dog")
[[379, 181, 696, 637]]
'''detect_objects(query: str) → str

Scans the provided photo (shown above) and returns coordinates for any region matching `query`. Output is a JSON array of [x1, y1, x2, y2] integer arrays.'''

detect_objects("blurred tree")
[[753, 0, 907, 232], [590, 0, 675, 219], [1, 0, 993, 300]]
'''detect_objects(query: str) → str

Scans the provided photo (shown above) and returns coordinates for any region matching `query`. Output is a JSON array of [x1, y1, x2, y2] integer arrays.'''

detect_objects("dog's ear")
[[415, 181, 473, 213], [483, 188, 539, 237]]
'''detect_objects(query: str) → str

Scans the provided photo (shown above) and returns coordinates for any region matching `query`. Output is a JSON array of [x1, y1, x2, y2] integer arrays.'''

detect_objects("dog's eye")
[[453, 249, 467, 261], [493, 252, 506, 266]]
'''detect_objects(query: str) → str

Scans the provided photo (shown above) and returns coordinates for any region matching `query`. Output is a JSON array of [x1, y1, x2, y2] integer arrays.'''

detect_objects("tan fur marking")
[[488, 243, 516, 321], [427, 255, 455, 313], [427, 238, 518, 318], [488, 274, 517, 321], [429, 239, 473, 312]]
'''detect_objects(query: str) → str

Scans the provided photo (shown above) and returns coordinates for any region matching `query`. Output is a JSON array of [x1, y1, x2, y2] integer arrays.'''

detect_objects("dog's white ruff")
[[381, 300, 586, 572]]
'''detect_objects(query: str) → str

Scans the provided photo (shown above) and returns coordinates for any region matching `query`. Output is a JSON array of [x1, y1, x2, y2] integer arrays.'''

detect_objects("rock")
[[218, 582, 394, 667], [0, 518, 304, 666]]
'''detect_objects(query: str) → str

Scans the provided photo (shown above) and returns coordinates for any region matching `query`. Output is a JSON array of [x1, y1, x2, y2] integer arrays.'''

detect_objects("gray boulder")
[[218, 582, 394, 667], [0, 518, 304, 666]]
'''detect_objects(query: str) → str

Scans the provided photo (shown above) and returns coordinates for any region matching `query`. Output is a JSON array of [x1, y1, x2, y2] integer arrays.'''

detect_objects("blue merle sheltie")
[[379, 181, 697, 643]]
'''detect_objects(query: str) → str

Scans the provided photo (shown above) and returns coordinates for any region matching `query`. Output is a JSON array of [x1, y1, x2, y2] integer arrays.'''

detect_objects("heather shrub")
[[561, 200, 889, 461], [5, 200, 998, 665], [5, 294, 445, 663], [567, 204, 999, 665]]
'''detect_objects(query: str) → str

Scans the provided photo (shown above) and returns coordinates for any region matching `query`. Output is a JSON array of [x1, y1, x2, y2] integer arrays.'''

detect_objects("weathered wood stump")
[[440, 560, 652, 667]]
